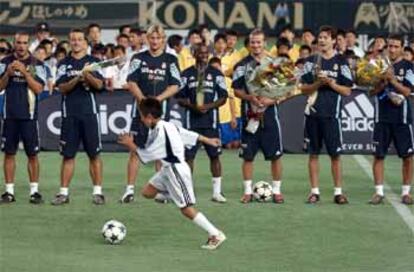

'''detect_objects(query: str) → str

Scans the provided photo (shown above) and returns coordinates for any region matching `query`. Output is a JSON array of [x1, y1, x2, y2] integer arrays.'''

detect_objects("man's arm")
[[325, 78, 352, 96], [198, 134, 221, 147], [234, 89, 263, 107], [300, 81, 321, 95], [157, 59, 181, 101], [198, 97, 226, 113], [83, 71, 103, 90], [156, 84, 179, 101], [386, 68, 412, 97], [13, 61, 44, 94], [369, 80, 387, 96], [58, 76, 81, 95], [0, 64, 13, 90], [127, 81, 146, 103]]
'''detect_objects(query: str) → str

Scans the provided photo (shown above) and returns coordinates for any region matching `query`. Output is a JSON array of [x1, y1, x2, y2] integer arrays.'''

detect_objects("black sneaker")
[[306, 193, 320, 204], [334, 194, 349, 205], [29, 192, 44, 204], [0, 192, 16, 204], [92, 194, 105, 205], [51, 194, 70, 206]]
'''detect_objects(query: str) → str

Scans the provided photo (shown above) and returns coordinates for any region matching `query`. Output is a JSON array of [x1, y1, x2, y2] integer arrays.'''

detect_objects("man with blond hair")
[[120, 24, 181, 203]]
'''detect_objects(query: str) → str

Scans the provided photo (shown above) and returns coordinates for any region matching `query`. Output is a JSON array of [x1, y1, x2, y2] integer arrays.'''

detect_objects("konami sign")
[[138, 1, 304, 31]]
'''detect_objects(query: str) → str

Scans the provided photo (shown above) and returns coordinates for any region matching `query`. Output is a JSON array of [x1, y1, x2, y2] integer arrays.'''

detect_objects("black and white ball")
[[102, 220, 127, 244], [253, 181, 272, 202]]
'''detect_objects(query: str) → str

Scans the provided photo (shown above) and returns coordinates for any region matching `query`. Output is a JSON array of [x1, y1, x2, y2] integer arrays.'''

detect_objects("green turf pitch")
[[0, 152, 413, 272]]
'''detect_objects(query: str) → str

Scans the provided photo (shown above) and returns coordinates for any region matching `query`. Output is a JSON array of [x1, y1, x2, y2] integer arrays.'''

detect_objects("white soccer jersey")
[[136, 120, 199, 165], [136, 120, 200, 208]]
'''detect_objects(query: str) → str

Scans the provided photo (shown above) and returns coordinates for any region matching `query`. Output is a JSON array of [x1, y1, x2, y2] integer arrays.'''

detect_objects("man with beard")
[[0, 32, 46, 204]]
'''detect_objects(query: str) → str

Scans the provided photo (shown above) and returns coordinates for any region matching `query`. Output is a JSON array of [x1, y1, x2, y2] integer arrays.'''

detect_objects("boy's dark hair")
[[188, 28, 201, 38], [198, 24, 209, 32], [295, 58, 306, 66], [39, 39, 53, 47], [130, 28, 143, 36], [104, 43, 115, 55], [225, 30, 238, 37], [302, 28, 313, 35], [54, 46, 67, 57], [277, 37, 291, 49], [167, 34, 183, 48], [119, 24, 130, 33], [113, 45, 126, 53], [117, 33, 129, 41], [209, 57, 221, 66], [345, 28, 357, 36], [140, 98, 162, 118], [337, 29, 346, 38], [388, 33, 404, 46], [344, 49, 357, 59], [92, 43, 105, 54], [404, 46, 414, 55], [214, 33, 227, 44], [300, 44, 312, 53], [87, 23, 101, 32], [319, 25, 337, 39]]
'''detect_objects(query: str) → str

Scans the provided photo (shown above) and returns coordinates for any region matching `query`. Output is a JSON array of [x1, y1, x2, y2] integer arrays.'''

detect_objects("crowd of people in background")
[[0, 22, 413, 209], [2, 22, 412, 148]]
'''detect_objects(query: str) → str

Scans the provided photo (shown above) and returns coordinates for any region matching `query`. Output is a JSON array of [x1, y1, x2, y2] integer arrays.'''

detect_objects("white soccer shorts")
[[149, 162, 196, 208]]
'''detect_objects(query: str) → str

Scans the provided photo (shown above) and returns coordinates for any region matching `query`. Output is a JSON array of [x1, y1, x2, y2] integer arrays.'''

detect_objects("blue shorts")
[[185, 128, 221, 160], [60, 114, 102, 159], [219, 118, 241, 145], [373, 122, 414, 158], [304, 116, 343, 157], [1, 119, 40, 156], [239, 119, 283, 161]]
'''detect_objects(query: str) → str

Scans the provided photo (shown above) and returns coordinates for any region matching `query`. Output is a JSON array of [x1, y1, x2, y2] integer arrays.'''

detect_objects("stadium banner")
[[38, 91, 185, 152], [38, 90, 405, 154], [1, 0, 413, 36]]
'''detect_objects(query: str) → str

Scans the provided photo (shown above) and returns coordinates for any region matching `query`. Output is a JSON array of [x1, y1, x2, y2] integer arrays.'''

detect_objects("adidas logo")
[[341, 94, 374, 132]]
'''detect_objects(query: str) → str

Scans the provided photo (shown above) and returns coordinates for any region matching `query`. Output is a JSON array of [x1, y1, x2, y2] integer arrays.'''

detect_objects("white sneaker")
[[154, 192, 170, 204], [211, 194, 227, 203], [120, 192, 134, 203], [201, 231, 226, 250]]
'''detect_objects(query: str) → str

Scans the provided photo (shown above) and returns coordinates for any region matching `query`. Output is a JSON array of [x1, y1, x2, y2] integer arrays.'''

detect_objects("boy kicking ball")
[[118, 98, 226, 250]]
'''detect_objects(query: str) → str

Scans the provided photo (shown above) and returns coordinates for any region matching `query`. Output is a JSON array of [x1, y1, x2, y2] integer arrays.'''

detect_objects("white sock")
[[212, 177, 222, 196], [5, 183, 14, 195], [60, 187, 69, 196], [125, 185, 134, 195], [192, 212, 220, 237], [272, 180, 281, 195], [375, 184, 384, 196], [93, 185, 102, 195], [244, 180, 252, 195], [334, 187, 342, 196], [311, 187, 320, 195], [30, 183, 39, 195], [402, 185, 411, 196]]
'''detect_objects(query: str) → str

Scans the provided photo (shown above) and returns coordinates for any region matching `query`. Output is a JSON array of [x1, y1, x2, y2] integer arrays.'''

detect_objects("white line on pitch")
[[353, 154, 414, 234]]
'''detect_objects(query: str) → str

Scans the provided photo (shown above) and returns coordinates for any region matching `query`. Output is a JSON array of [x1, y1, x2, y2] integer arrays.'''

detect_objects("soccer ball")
[[253, 181, 272, 202], [101, 220, 127, 245]]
